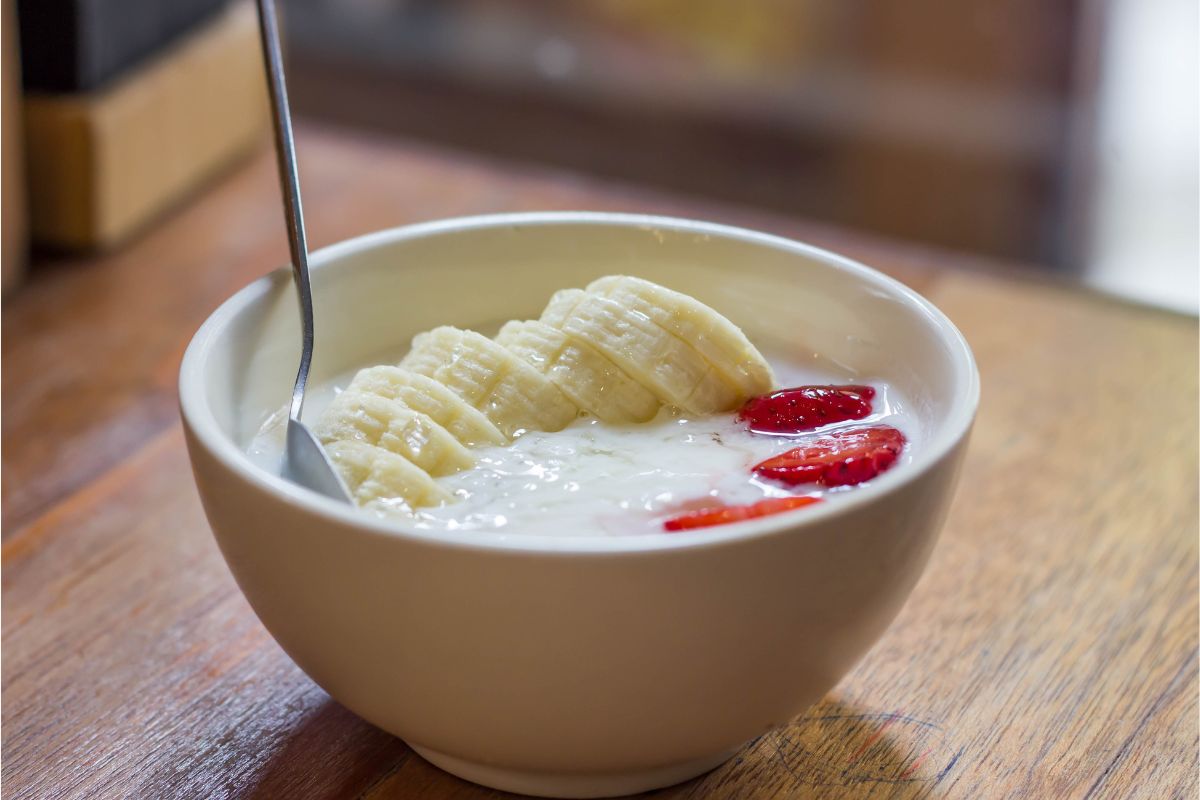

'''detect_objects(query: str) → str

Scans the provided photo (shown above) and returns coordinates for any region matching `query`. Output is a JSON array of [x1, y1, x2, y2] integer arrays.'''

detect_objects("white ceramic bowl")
[[180, 212, 978, 798]]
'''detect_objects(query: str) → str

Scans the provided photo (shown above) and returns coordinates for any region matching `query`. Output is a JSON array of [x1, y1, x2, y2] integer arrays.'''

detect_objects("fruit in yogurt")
[[663, 496, 822, 531], [540, 277, 775, 414], [401, 326, 578, 437], [314, 389, 475, 477], [752, 426, 906, 488], [738, 385, 875, 434], [325, 440, 452, 508], [496, 319, 660, 423], [541, 289, 739, 413], [586, 275, 775, 398], [348, 366, 506, 447], [313, 275, 775, 510]]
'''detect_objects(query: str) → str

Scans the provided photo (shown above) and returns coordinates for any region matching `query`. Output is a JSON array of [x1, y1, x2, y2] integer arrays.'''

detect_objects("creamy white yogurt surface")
[[247, 353, 919, 536]]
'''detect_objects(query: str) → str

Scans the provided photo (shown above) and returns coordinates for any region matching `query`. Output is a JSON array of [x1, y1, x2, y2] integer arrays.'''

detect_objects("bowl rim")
[[179, 211, 979, 555]]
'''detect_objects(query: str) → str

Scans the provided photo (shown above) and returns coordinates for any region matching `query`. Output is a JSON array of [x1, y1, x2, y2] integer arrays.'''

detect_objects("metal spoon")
[[255, 0, 351, 503]]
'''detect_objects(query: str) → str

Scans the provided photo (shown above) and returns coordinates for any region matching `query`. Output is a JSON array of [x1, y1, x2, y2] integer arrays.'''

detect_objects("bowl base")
[[411, 745, 735, 798]]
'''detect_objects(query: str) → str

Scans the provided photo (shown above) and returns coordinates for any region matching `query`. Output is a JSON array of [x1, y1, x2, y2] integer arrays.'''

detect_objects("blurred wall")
[[285, 1, 1099, 270]]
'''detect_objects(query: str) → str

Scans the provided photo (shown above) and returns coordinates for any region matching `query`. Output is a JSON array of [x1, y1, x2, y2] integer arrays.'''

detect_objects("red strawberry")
[[738, 385, 876, 434], [663, 496, 822, 531], [753, 426, 905, 487]]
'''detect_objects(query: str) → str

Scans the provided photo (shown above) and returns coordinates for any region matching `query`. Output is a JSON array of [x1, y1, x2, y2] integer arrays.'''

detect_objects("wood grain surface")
[[3, 125, 1197, 799]]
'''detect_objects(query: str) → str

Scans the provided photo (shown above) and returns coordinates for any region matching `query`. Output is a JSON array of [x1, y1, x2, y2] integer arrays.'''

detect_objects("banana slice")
[[540, 288, 586, 328], [325, 440, 451, 509], [400, 326, 579, 437], [315, 389, 474, 476], [496, 320, 660, 423], [348, 366, 505, 447], [540, 290, 741, 414], [587, 275, 774, 396]]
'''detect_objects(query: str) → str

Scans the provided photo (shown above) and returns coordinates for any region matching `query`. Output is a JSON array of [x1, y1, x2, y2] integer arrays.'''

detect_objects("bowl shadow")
[[241, 699, 409, 799], [236, 695, 957, 799], [665, 696, 959, 799]]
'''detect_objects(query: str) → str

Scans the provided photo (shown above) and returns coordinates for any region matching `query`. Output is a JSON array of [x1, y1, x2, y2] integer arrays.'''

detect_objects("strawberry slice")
[[663, 496, 822, 531], [738, 385, 876, 434], [753, 426, 905, 487]]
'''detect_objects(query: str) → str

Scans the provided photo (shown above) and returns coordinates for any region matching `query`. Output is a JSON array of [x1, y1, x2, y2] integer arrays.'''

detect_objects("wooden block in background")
[[17, 0, 230, 92], [23, 1, 268, 251]]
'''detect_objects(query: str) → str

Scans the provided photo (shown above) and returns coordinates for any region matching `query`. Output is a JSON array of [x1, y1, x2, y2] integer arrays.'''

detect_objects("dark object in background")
[[21, 2, 268, 251], [3, 0, 27, 297], [17, 0, 229, 92]]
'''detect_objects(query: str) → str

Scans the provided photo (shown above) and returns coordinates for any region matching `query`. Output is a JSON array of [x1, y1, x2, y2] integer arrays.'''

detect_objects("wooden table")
[[3, 125, 1196, 799]]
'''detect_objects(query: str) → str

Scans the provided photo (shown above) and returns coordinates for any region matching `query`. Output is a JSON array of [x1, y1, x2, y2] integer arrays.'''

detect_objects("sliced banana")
[[400, 326, 579, 437], [539, 288, 586, 328], [348, 366, 505, 447], [325, 439, 451, 509], [315, 389, 474, 476], [496, 320, 660, 423], [587, 275, 774, 396], [316, 276, 774, 511], [539, 290, 741, 414]]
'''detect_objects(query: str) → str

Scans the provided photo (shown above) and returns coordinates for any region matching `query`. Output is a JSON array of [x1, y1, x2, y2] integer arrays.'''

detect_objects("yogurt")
[[247, 353, 918, 536]]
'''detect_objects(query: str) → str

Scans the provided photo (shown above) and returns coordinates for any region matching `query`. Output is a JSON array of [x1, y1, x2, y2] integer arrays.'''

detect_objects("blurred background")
[[3, 0, 1197, 312]]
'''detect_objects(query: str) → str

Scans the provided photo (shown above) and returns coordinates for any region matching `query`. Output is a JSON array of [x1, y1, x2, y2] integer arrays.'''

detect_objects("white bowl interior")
[[197, 213, 973, 512]]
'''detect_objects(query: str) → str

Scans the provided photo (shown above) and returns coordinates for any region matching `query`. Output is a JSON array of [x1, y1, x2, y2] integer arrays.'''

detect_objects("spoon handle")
[[255, 0, 314, 423]]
